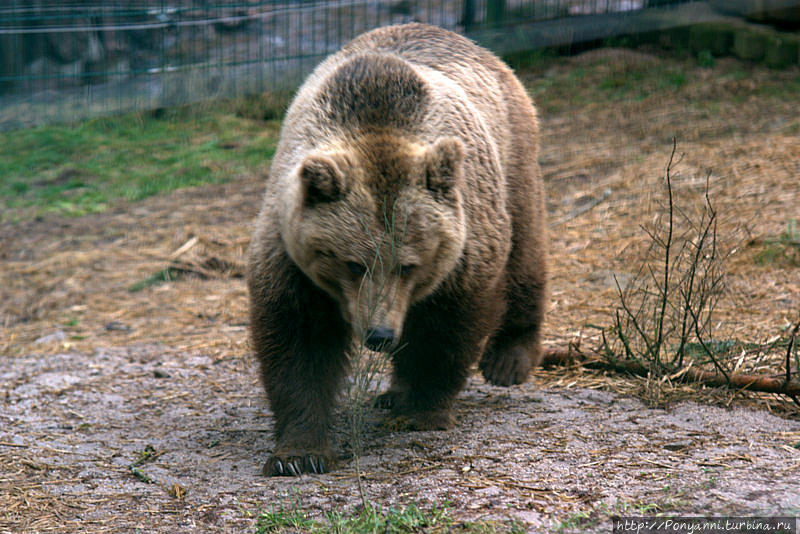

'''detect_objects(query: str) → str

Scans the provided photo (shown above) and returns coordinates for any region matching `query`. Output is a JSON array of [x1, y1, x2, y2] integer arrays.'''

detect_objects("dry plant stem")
[[673, 171, 714, 368], [354, 440, 367, 510], [787, 320, 800, 407], [348, 338, 387, 510], [613, 275, 655, 358], [542, 347, 800, 397], [786, 320, 800, 384], [654, 138, 677, 369], [346, 202, 406, 509], [687, 299, 729, 383], [684, 172, 729, 381]]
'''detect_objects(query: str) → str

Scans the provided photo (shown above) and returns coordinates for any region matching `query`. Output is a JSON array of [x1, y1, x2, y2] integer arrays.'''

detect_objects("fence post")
[[462, 0, 476, 32], [486, 0, 506, 26]]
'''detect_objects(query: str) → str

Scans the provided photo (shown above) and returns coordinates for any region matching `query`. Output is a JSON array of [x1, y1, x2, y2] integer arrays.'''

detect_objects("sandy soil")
[[2, 49, 799, 532], [3, 346, 800, 532]]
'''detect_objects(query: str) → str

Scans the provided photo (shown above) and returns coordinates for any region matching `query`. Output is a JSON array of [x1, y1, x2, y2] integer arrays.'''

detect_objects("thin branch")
[[613, 274, 655, 359], [787, 320, 800, 385], [655, 138, 678, 368], [686, 302, 730, 383], [614, 310, 635, 360], [674, 175, 717, 367]]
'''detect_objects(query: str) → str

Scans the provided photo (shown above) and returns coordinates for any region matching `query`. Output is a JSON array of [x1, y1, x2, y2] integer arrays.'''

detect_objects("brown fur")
[[246, 23, 547, 476]]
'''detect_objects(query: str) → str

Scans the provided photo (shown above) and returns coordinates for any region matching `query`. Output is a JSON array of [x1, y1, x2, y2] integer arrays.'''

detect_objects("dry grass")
[[0, 178, 258, 360]]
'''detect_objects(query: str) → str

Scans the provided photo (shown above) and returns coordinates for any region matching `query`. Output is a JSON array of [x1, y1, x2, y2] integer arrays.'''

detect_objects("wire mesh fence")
[[0, 0, 754, 129]]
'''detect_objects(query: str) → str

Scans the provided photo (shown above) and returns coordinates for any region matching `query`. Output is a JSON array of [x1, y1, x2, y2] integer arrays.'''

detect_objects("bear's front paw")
[[409, 408, 454, 431], [262, 452, 335, 476], [480, 344, 532, 386]]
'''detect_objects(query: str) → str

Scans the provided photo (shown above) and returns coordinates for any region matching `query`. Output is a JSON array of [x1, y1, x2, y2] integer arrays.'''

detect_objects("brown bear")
[[246, 23, 547, 476]]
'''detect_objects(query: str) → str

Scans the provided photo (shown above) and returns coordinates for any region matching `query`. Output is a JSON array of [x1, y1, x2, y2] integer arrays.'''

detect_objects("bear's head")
[[281, 133, 466, 350]]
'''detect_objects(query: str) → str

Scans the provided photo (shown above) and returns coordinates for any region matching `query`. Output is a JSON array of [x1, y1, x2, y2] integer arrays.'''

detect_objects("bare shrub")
[[603, 140, 734, 404]]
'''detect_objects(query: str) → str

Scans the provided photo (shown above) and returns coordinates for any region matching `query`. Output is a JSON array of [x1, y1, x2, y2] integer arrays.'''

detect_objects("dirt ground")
[[2, 49, 800, 532]]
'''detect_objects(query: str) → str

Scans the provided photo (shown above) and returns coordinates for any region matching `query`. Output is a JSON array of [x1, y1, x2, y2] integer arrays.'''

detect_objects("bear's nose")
[[365, 326, 395, 351]]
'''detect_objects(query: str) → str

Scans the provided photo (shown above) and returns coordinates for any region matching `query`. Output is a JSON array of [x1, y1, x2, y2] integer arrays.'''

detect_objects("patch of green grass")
[[715, 64, 800, 102], [526, 46, 800, 116], [697, 49, 716, 68], [255, 499, 317, 533], [254, 500, 525, 534], [554, 510, 595, 533], [754, 219, 800, 267], [554, 498, 686, 533], [326, 502, 452, 533], [598, 67, 687, 100], [680, 339, 741, 362], [611, 500, 663, 516], [503, 47, 560, 71], [0, 104, 280, 221], [128, 266, 186, 293], [525, 53, 696, 112], [755, 242, 800, 266]]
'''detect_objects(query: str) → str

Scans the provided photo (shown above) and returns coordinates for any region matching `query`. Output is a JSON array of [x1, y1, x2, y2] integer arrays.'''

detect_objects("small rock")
[[476, 485, 502, 497], [35, 330, 66, 344], [663, 441, 692, 451], [105, 321, 132, 332], [512, 509, 543, 525]]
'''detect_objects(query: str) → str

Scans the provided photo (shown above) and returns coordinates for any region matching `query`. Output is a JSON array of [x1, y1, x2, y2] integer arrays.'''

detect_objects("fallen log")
[[542, 347, 800, 397]]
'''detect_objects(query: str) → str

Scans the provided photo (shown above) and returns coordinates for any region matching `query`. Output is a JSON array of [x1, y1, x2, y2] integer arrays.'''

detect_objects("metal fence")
[[0, 0, 753, 129]]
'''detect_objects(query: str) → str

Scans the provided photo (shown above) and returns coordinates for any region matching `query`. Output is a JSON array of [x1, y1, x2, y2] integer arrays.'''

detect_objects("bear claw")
[[375, 390, 406, 410], [263, 453, 331, 476]]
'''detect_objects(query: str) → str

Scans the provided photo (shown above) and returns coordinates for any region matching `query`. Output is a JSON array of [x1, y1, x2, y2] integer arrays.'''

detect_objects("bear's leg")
[[382, 291, 503, 429], [480, 238, 547, 387], [250, 267, 351, 476]]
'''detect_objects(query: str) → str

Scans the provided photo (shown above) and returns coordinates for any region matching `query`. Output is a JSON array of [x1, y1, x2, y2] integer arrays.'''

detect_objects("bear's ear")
[[425, 137, 464, 201], [299, 154, 345, 205]]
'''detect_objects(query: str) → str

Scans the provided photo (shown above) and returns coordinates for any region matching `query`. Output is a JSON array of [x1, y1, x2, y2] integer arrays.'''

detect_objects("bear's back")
[[332, 24, 512, 136], [342, 23, 504, 79], [278, 24, 519, 174]]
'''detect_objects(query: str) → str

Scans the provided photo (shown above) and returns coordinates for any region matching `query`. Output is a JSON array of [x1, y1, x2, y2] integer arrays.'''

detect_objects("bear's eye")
[[398, 264, 416, 276], [346, 261, 367, 276]]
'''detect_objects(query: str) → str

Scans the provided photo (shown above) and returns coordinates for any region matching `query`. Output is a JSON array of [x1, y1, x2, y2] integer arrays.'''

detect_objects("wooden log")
[[542, 347, 800, 396]]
